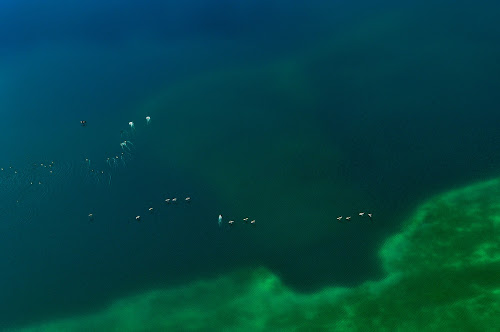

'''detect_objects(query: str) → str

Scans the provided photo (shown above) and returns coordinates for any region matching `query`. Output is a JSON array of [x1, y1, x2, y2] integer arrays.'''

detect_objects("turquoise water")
[[0, 1, 499, 330]]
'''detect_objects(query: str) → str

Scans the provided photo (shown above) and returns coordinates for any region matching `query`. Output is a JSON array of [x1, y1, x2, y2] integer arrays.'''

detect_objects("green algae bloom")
[[13, 178, 500, 331]]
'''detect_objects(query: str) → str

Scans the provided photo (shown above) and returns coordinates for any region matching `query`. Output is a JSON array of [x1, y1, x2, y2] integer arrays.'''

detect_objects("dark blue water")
[[0, 0, 499, 329]]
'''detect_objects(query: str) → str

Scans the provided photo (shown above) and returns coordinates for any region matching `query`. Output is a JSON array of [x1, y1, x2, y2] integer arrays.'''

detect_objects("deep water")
[[0, 0, 499, 330]]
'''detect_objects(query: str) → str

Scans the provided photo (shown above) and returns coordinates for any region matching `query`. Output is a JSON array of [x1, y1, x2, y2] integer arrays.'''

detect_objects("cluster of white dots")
[[336, 212, 373, 222]]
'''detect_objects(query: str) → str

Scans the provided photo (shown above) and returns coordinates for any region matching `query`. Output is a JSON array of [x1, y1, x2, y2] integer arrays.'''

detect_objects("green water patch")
[[13, 173, 500, 331], [381, 179, 500, 274]]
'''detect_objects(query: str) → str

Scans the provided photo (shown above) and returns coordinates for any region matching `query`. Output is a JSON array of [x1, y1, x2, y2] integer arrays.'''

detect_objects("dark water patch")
[[0, 0, 350, 56]]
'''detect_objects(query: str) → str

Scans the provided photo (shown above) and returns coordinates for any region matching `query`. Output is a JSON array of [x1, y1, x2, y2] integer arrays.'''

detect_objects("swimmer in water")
[[218, 214, 222, 227]]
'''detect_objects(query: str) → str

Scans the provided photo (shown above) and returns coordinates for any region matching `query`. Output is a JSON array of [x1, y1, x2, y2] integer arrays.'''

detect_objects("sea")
[[0, 0, 499, 330]]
